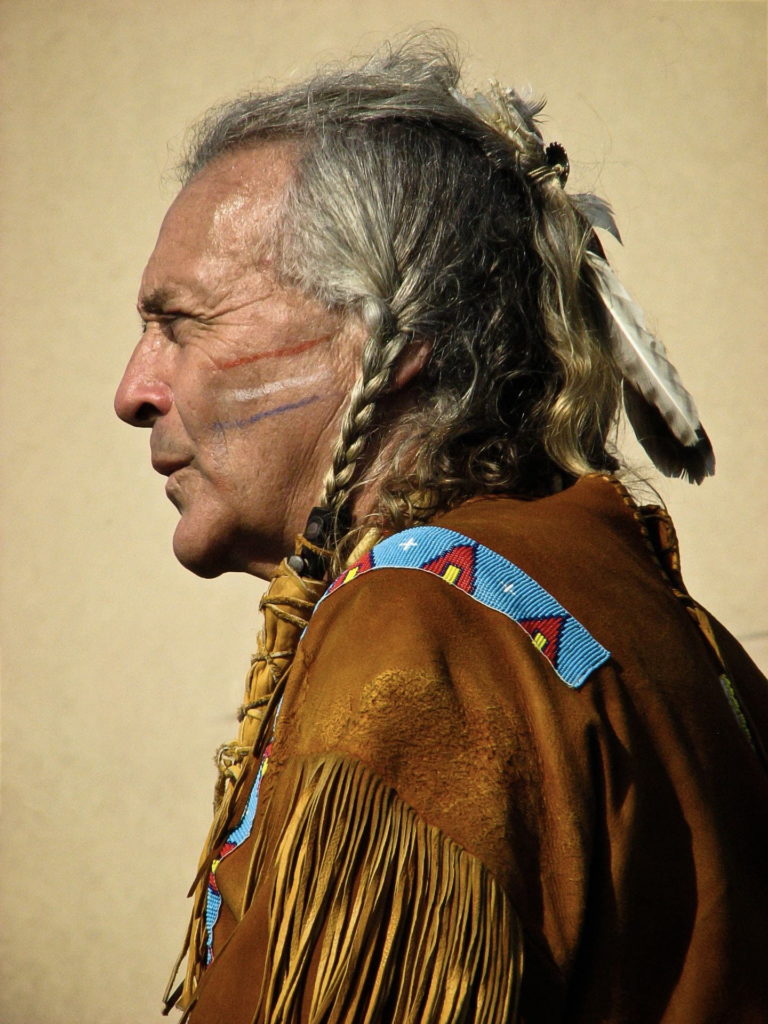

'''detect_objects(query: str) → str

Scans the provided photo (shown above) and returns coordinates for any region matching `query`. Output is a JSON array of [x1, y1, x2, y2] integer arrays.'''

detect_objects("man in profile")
[[116, 37, 768, 1024]]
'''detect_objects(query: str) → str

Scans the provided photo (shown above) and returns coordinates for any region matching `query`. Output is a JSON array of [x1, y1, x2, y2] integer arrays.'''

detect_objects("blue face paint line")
[[211, 393, 322, 432]]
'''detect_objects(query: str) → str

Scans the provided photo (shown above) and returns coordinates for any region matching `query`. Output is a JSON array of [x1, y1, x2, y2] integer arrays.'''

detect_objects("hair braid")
[[321, 316, 409, 527]]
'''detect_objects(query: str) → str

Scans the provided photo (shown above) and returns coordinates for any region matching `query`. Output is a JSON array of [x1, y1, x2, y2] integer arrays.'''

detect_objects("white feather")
[[585, 251, 715, 481], [587, 251, 701, 446]]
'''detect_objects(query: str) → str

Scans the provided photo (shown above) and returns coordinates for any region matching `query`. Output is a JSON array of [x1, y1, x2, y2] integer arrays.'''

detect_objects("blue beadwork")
[[319, 525, 610, 689], [204, 747, 270, 963]]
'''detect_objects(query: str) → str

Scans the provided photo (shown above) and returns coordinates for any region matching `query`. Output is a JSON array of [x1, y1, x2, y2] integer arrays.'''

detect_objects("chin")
[[172, 538, 227, 578], [171, 517, 284, 580], [171, 519, 236, 579]]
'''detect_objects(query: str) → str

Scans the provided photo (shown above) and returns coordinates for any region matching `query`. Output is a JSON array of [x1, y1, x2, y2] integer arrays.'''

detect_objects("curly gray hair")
[[179, 36, 622, 555]]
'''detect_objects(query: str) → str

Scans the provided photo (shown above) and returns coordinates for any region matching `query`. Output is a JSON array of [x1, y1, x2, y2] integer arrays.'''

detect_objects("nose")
[[114, 336, 173, 427]]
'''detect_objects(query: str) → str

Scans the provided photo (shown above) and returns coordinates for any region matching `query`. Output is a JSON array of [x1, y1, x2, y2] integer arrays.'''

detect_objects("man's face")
[[114, 144, 362, 579]]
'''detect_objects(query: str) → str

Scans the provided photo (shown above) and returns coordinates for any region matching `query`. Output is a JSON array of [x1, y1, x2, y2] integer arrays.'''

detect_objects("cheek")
[[207, 367, 336, 433], [192, 366, 344, 496]]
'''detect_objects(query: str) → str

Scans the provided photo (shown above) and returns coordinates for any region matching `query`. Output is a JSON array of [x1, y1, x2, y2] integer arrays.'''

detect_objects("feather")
[[571, 193, 622, 243], [585, 251, 715, 483]]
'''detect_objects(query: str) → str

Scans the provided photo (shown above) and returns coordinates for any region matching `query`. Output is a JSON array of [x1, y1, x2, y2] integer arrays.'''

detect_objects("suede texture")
[[189, 476, 768, 1023]]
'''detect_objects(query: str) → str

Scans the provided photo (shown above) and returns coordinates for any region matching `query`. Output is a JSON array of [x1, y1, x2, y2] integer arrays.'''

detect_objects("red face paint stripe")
[[217, 333, 333, 370]]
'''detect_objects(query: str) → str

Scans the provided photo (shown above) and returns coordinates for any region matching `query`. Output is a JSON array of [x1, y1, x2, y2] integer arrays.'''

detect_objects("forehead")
[[139, 142, 298, 307]]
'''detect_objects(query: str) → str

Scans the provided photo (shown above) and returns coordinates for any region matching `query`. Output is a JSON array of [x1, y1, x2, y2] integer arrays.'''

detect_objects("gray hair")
[[180, 36, 622, 553]]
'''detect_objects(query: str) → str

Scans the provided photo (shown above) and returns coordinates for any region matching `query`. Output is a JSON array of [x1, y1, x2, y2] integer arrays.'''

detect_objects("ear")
[[391, 338, 432, 392]]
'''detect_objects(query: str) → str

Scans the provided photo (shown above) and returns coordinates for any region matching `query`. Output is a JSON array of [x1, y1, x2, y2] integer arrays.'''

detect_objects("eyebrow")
[[138, 288, 185, 316]]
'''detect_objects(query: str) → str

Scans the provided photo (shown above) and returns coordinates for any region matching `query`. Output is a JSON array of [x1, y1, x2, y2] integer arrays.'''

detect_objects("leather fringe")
[[166, 530, 522, 1020], [244, 753, 524, 1024]]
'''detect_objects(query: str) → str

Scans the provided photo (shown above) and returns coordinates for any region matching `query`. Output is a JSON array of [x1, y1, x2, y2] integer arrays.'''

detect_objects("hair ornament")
[[585, 249, 714, 483], [451, 82, 570, 194], [450, 77, 712, 483], [544, 141, 569, 185], [571, 193, 622, 242], [449, 80, 544, 156]]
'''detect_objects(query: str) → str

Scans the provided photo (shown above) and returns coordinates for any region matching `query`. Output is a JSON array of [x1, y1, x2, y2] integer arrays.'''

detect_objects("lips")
[[151, 455, 190, 477], [154, 460, 190, 513]]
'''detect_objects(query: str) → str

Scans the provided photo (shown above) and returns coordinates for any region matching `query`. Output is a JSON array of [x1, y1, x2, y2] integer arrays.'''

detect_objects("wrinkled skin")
[[115, 144, 364, 579]]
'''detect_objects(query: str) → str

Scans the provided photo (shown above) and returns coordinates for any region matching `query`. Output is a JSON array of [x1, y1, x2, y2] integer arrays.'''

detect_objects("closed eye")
[[137, 311, 188, 340]]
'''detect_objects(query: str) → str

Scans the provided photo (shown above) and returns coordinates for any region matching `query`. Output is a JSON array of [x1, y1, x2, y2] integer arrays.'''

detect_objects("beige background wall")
[[1, 1, 765, 1021]]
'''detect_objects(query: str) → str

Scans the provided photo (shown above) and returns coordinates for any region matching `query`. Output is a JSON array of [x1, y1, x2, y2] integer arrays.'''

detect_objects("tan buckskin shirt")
[[187, 476, 768, 1023]]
